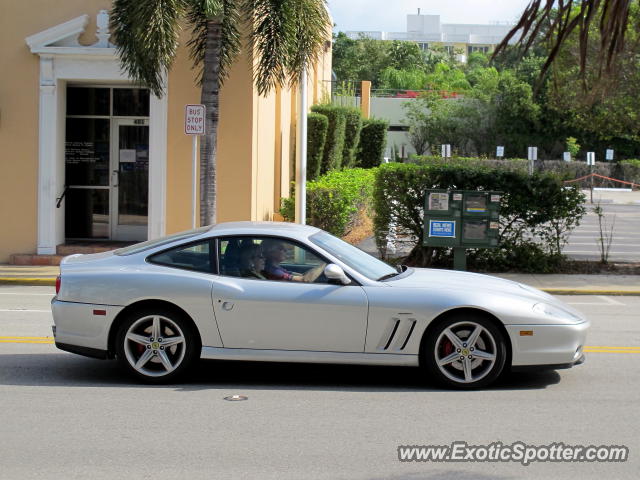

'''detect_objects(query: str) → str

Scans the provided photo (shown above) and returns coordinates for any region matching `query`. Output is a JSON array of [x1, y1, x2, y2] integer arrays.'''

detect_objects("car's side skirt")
[[201, 347, 420, 366]]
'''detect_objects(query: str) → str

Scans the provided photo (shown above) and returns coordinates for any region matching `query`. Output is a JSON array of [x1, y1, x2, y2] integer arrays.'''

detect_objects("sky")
[[327, 0, 533, 32]]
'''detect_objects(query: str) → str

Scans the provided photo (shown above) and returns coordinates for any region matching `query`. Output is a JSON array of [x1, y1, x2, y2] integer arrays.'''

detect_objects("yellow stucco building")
[[0, 1, 332, 263]]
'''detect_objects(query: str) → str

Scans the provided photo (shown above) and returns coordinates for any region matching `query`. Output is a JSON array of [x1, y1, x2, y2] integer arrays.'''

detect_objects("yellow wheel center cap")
[[461, 349, 469, 356], [152, 342, 160, 349]]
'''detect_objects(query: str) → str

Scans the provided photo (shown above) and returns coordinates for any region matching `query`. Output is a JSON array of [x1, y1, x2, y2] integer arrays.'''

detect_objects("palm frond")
[[247, 0, 296, 96], [111, 0, 187, 97], [220, 0, 242, 81], [247, 0, 330, 95], [493, 0, 632, 81], [285, 0, 331, 90], [187, 0, 240, 85]]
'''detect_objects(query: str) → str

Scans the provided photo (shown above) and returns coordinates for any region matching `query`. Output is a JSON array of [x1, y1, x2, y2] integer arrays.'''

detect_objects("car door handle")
[[222, 301, 234, 311]]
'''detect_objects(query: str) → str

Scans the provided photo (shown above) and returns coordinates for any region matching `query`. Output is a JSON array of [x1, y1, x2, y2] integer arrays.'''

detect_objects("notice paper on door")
[[119, 149, 136, 163]]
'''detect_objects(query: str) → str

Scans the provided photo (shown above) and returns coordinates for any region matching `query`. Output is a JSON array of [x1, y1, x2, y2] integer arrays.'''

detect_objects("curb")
[[0, 278, 56, 286], [541, 288, 640, 296]]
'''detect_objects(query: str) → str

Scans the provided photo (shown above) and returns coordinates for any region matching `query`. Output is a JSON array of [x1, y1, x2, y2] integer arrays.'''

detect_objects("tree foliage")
[[404, 67, 540, 157], [495, 0, 633, 83]]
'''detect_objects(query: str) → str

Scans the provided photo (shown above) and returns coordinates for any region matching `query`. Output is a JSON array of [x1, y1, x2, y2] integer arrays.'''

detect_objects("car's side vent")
[[377, 318, 401, 350], [377, 318, 417, 351], [398, 320, 417, 350]]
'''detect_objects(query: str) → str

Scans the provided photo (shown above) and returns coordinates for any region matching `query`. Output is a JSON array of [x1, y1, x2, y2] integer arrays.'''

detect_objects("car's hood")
[[386, 268, 554, 302]]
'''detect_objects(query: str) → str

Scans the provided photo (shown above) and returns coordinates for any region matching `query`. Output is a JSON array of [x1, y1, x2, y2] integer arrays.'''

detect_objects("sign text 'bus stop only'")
[[185, 104, 205, 135]]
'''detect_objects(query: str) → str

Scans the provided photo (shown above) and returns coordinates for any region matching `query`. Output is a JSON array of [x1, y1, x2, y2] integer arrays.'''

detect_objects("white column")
[[36, 57, 59, 254], [148, 87, 168, 240]]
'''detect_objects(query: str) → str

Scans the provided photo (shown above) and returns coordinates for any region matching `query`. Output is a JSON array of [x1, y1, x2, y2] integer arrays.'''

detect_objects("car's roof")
[[207, 221, 321, 238]]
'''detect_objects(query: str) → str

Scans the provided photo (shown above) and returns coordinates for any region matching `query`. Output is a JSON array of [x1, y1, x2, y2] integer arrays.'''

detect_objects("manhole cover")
[[224, 395, 248, 401]]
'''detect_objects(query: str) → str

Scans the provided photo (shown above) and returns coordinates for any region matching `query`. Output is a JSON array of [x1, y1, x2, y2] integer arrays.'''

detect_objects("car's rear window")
[[113, 226, 212, 256]]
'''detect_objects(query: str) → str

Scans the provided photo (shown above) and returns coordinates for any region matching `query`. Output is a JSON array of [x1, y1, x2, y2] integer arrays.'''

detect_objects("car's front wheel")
[[423, 314, 507, 389], [115, 308, 199, 383]]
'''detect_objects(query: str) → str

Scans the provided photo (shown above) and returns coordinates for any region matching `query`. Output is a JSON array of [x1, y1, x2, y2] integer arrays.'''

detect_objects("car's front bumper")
[[506, 320, 590, 367]]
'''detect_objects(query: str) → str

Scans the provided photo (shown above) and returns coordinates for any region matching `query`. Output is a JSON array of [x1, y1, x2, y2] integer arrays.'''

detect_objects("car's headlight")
[[532, 302, 582, 321]]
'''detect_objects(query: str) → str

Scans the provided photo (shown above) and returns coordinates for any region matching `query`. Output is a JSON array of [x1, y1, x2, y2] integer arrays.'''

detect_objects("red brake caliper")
[[441, 338, 454, 358]]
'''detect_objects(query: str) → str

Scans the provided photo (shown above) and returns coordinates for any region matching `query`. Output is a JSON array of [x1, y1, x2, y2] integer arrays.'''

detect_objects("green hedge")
[[373, 162, 586, 272], [357, 118, 388, 168], [280, 168, 375, 237], [310, 105, 347, 174], [342, 108, 363, 168], [307, 113, 329, 181]]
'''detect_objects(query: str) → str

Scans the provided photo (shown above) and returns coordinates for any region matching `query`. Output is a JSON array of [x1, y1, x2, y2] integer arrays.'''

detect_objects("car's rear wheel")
[[423, 314, 507, 389], [115, 308, 198, 383]]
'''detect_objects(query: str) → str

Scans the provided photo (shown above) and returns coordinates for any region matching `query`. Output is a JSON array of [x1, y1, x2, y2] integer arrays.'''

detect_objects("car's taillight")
[[55, 275, 61, 295]]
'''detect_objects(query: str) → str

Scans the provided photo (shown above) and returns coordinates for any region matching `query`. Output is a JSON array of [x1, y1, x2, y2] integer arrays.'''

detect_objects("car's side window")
[[218, 236, 328, 283], [148, 240, 213, 273]]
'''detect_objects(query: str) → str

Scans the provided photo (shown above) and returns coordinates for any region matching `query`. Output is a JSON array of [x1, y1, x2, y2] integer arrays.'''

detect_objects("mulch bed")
[[558, 261, 640, 275]]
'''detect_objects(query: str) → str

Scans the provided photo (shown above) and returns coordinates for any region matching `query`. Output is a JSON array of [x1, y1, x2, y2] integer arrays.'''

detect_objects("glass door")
[[110, 119, 149, 241], [65, 86, 150, 241], [65, 115, 111, 239]]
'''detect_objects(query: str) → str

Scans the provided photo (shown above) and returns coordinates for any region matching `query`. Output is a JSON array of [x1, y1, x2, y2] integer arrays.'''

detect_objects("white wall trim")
[[25, 15, 89, 50], [26, 12, 168, 252], [36, 82, 59, 255]]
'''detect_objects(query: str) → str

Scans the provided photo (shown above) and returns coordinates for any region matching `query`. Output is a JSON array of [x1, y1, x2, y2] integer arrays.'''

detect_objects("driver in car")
[[261, 239, 324, 282]]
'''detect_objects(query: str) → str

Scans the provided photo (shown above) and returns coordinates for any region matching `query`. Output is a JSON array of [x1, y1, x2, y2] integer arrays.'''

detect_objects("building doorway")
[[64, 86, 149, 241]]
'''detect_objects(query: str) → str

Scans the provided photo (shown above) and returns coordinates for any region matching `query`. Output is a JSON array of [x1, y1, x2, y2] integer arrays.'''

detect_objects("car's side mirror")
[[324, 264, 351, 285]]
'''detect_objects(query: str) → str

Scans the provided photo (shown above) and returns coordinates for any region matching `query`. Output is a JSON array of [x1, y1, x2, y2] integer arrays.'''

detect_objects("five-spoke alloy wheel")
[[423, 314, 507, 389], [116, 308, 198, 383]]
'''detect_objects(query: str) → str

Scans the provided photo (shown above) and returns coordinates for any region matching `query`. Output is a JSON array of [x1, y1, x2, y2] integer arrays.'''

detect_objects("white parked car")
[[52, 222, 589, 388]]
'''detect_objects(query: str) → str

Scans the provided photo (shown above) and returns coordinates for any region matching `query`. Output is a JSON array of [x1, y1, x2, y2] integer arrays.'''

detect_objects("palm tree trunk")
[[200, 20, 223, 226]]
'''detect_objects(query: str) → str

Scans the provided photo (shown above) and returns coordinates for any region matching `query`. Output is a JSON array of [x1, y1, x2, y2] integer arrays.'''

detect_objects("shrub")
[[307, 113, 329, 181], [620, 159, 640, 186], [280, 168, 375, 237], [373, 161, 586, 271], [342, 108, 363, 168], [310, 105, 347, 174], [357, 118, 389, 168]]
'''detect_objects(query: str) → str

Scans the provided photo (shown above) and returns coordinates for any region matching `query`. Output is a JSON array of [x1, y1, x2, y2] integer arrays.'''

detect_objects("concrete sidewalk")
[[0, 264, 638, 295], [491, 273, 640, 295]]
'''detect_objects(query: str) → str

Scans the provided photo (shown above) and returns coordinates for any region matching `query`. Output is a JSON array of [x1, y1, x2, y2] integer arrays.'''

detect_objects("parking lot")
[[566, 202, 640, 263], [0, 285, 639, 479]]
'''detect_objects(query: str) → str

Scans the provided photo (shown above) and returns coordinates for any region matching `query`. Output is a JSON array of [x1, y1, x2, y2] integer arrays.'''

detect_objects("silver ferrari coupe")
[[51, 222, 589, 388]]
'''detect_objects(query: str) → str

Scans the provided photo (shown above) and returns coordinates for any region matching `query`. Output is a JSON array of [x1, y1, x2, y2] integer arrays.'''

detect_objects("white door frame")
[[26, 13, 168, 253], [110, 118, 150, 241]]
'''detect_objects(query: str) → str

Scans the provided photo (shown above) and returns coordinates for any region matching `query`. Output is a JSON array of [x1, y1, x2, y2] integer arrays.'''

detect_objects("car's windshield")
[[114, 226, 212, 256], [309, 231, 397, 281]]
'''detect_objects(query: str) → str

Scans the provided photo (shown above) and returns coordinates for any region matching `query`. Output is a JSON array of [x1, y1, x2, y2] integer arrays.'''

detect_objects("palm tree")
[[110, 0, 330, 225], [495, 0, 632, 80]]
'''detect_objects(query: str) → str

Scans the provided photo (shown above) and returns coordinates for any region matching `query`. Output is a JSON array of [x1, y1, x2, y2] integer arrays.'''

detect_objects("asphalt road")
[[0, 285, 639, 480], [565, 203, 640, 263]]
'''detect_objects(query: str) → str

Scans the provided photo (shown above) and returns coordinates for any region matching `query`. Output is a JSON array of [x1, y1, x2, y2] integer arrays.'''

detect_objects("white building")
[[346, 12, 519, 61]]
